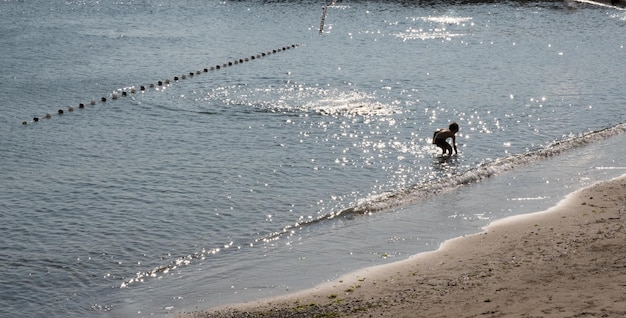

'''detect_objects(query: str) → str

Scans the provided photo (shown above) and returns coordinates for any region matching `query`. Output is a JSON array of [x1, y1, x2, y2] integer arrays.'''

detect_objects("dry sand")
[[180, 174, 626, 318]]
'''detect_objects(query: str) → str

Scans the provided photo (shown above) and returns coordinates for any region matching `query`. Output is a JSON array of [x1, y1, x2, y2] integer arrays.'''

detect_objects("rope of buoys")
[[21, 44, 301, 125]]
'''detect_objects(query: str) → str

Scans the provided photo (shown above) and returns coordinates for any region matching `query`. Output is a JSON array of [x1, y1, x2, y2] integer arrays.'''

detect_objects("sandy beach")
[[180, 174, 626, 318]]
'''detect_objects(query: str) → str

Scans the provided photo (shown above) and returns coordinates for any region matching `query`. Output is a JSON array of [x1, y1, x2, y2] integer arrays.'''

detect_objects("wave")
[[572, 0, 626, 10], [255, 123, 626, 241], [209, 87, 401, 118], [335, 122, 626, 215], [120, 122, 625, 288]]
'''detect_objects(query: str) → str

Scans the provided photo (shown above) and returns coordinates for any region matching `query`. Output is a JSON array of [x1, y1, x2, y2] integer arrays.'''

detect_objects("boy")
[[432, 122, 459, 157]]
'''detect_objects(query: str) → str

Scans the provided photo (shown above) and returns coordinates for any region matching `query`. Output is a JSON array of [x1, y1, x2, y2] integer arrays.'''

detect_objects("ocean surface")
[[1, 0, 625, 317]]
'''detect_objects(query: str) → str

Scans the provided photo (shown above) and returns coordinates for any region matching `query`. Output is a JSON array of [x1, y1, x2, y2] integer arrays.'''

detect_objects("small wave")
[[307, 92, 400, 117], [120, 244, 234, 288], [395, 28, 465, 41], [329, 123, 626, 215], [572, 0, 626, 10], [223, 123, 626, 243], [595, 166, 626, 170], [120, 123, 625, 288], [214, 88, 400, 117], [419, 16, 473, 25], [509, 196, 550, 201]]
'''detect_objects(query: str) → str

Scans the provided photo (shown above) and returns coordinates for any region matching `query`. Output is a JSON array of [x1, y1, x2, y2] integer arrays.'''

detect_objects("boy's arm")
[[452, 135, 458, 154]]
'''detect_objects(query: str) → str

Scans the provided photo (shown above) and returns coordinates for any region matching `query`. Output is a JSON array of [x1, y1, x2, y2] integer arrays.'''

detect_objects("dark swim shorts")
[[434, 139, 449, 148]]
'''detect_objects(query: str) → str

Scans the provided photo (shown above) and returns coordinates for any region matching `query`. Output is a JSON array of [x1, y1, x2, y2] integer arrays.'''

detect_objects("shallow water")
[[1, 0, 625, 317]]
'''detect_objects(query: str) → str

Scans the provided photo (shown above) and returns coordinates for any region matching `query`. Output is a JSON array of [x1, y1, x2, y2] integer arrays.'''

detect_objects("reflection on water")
[[1, 1, 625, 317], [395, 15, 474, 41]]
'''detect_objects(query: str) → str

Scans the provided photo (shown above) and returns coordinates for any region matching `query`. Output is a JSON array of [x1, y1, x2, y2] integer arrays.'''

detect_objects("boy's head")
[[449, 122, 459, 133]]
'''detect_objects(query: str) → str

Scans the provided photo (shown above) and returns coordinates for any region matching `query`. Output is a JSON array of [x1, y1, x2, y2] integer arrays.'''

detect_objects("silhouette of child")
[[432, 122, 459, 157]]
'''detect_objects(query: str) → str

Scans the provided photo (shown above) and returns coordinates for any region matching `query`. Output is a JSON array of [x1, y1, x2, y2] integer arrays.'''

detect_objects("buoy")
[[20, 44, 302, 125]]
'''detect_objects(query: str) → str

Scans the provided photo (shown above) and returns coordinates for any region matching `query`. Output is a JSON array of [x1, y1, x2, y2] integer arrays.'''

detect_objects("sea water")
[[0, 0, 625, 317]]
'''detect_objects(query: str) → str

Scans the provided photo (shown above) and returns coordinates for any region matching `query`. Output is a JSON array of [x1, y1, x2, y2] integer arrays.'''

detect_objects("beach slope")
[[180, 174, 626, 318]]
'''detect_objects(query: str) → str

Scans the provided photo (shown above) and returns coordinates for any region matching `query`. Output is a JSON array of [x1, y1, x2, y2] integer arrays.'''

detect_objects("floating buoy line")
[[21, 44, 301, 126]]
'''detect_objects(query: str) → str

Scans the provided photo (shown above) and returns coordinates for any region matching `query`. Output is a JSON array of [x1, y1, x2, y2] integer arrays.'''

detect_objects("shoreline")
[[179, 174, 626, 317]]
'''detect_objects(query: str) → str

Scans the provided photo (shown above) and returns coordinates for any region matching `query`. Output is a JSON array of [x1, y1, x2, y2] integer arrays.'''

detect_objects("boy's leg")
[[435, 140, 452, 156], [435, 139, 448, 155]]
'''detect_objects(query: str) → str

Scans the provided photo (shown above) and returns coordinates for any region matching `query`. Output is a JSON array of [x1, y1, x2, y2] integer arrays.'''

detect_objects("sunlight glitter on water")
[[395, 27, 465, 41], [394, 15, 474, 41]]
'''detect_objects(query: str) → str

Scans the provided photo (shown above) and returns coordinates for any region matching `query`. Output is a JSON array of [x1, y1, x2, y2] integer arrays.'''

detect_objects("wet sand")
[[179, 174, 626, 318]]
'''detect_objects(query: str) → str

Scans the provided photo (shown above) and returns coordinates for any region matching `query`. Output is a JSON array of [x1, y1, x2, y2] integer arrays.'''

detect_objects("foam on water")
[[118, 122, 625, 290], [317, 122, 626, 214]]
